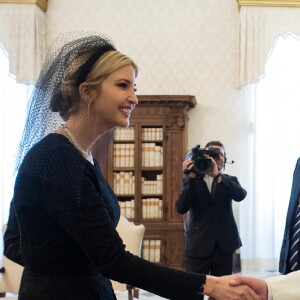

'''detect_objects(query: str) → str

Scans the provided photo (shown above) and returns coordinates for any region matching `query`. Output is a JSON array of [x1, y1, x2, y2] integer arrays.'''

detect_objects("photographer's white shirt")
[[203, 175, 214, 193]]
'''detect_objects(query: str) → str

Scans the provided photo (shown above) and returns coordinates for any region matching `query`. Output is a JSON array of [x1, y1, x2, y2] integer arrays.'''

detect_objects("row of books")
[[141, 143, 163, 167], [142, 239, 161, 263], [142, 198, 163, 219], [113, 127, 164, 142], [119, 198, 163, 219], [114, 127, 135, 141], [141, 174, 163, 194], [119, 200, 135, 219], [113, 172, 164, 195], [113, 142, 163, 168], [113, 172, 135, 195], [141, 127, 163, 141], [113, 143, 135, 167]]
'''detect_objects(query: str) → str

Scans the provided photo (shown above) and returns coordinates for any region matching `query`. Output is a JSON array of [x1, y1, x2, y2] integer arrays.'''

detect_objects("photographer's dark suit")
[[279, 157, 300, 274], [176, 173, 246, 276]]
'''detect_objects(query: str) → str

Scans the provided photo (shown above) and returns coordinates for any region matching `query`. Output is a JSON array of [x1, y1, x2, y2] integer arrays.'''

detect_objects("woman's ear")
[[79, 83, 94, 103]]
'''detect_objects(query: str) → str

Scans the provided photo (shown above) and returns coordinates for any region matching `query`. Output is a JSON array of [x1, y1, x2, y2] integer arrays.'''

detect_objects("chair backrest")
[[0, 256, 23, 296], [111, 216, 145, 291], [0, 225, 23, 297]]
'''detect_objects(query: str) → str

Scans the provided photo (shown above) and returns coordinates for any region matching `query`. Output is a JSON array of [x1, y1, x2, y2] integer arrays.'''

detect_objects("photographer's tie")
[[289, 198, 300, 272]]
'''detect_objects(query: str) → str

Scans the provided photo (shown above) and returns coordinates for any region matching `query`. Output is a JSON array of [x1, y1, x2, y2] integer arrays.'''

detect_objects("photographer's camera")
[[185, 144, 220, 175]]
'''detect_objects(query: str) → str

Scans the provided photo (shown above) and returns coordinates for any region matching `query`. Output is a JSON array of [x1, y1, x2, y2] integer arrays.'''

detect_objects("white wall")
[[46, 0, 244, 179]]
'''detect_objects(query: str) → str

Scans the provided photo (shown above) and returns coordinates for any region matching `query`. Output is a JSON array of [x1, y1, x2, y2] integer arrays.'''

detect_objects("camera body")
[[186, 144, 220, 175]]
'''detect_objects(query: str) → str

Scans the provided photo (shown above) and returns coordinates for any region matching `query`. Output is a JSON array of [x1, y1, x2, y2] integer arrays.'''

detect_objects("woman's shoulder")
[[19, 133, 86, 174], [18, 134, 93, 196], [38, 133, 71, 150], [27, 133, 77, 158]]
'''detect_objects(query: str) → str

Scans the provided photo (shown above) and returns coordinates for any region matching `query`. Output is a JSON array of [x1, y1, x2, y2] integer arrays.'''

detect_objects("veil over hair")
[[15, 31, 116, 171]]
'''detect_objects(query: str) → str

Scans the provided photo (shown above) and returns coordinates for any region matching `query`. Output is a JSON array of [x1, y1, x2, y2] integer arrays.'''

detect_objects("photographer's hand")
[[182, 160, 197, 178]]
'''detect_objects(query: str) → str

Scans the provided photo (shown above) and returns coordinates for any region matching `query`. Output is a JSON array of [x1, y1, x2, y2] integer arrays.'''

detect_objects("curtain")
[[0, 3, 46, 83], [239, 34, 300, 272], [239, 6, 300, 87], [239, 5, 300, 272], [0, 49, 32, 257], [0, 2, 45, 256]]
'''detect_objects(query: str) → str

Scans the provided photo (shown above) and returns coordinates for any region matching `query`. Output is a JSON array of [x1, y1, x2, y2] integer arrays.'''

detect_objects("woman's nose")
[[128, 91, 138, 104]]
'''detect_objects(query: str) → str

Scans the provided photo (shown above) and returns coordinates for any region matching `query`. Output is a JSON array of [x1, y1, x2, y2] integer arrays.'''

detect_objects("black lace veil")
[[15, 31, 116, 171]]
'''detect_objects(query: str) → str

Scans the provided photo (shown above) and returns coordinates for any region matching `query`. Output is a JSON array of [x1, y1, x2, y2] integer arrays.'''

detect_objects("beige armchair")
[[0, 256, 22, 299], [112, 215, 145, 300], [0, 225, 21, 299]]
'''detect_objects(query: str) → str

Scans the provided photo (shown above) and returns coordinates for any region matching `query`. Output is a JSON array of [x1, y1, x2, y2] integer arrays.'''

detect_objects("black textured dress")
[[4, 134, 205, 300]]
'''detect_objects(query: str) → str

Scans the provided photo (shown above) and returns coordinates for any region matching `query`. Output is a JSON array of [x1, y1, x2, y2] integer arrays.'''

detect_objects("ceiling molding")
[[0, 0, 48, 12], [238, 0, 300, 7]]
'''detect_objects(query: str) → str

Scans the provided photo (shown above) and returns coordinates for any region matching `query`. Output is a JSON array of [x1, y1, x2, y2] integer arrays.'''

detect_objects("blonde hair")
[[56, 50, 138, 120], [86, 51, 138, 86]]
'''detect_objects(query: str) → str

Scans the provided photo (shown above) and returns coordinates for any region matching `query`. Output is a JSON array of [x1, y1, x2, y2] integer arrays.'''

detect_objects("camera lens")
[[194, 158, 212, 173]]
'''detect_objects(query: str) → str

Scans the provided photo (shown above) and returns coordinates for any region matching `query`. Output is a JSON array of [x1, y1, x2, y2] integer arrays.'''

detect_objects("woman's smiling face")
[[92, 64, 138, 130]]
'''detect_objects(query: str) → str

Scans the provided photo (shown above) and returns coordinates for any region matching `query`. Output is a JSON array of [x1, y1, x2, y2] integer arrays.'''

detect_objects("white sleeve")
[[264, 279, 273, 300], [265, 271, 300, 300]]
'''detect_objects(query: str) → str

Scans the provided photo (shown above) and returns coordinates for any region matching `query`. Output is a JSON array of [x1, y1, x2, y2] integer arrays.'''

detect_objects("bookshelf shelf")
[[140, 167, 163, 171], [96, 95, 196, 270]]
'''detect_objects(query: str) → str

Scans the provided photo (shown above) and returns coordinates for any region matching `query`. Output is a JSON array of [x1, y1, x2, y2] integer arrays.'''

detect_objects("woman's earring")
[[87, 98, 93, 117]]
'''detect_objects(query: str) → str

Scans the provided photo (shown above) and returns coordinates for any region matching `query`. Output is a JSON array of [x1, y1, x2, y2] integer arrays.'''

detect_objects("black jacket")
[[176, 174, 246, 257], [4, 134, 205, 300]]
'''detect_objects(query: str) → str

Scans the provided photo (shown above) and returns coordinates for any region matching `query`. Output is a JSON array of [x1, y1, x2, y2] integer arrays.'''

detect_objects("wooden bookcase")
[[94, 95, 196, 270]]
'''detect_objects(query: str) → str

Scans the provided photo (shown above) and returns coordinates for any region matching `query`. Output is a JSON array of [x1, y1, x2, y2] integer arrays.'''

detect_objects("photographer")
[[176, 141, 247, 298]]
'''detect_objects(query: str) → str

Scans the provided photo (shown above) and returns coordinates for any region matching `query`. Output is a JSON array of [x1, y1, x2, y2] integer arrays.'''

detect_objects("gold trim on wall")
[[238, 0, 300, 7], [0, 0, 48, 12]]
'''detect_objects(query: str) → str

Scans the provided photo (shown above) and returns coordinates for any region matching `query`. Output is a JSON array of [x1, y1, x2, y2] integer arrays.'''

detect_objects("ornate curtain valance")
[[0, 3, 46, 83], [238, 5, 300, 87]]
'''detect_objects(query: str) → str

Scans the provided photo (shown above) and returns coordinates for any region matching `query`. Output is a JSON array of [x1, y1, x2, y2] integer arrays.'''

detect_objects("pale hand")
[[182, 160, 197, 178], [204, 275, 262, 300], [228, 274, 268, 300]]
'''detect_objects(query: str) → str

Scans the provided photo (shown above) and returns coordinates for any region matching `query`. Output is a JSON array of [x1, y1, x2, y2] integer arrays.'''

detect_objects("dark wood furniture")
[[95, 95, 196, 270]]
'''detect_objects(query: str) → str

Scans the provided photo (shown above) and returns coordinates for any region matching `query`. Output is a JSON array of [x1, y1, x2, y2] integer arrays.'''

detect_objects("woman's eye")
[[117, 82, 136, 92], [118, 83, 128, 88]]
